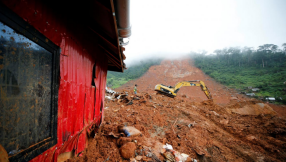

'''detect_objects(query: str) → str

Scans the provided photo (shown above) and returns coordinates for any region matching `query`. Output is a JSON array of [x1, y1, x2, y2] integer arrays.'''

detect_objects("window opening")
[[91, 63, 96, 86], [0, 4, 59, 162]]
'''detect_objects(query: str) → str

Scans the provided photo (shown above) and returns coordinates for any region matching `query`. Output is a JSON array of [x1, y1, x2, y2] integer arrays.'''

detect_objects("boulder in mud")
[[119, 142, 136, 159], [117, 137, 132, 146]]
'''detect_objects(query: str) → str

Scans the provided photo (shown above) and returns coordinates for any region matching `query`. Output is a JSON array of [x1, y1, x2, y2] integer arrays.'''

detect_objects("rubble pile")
[[69, 90, 286, 162], [69, 60, 286, 162]]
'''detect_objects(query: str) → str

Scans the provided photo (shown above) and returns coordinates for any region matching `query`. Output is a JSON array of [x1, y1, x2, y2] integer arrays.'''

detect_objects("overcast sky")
[[124, 0, 286, 66]]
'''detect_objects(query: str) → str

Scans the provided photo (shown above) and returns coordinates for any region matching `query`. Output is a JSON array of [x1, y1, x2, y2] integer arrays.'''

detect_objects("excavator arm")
[[173, 80, 212, 99]]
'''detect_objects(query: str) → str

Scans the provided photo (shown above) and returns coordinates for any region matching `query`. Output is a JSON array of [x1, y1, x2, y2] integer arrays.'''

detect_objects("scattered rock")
[[117, 137, 132, 146], [142, 156, 152, 161], [246, 135, 257, 141], [230, 97, 238, 100], [186, 157, 193, 162], [135, 155, 143, 161], [219, 119, 229, 125], [161, 148, 166, 154], [210, 111, 219, 116], [133, 97, 140, 100], [127, 100, 133, 105], [119, 142, 136, 159], [108, 132, 120, 138]]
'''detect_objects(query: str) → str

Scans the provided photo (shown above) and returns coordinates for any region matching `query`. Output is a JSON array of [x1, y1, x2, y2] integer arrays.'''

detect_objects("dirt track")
[[70, 59, 286, 162]]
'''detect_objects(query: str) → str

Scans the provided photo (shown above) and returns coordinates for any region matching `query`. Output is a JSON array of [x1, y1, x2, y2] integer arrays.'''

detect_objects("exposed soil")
[[69, 59, 286, 162]]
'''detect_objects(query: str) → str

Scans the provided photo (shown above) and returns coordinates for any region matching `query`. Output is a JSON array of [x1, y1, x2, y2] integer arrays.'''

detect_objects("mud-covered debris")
[[117, 137, 132, 146], [118, 126, 141, 137], [228, 102, 277, 116], [106, 87, 116, 94], [119, 142, 136, 159], [105, 96, 113, 100], [144, 93, 152, 99], [162, 151, 175, 162], [135, 155, 143, 161], [139, 99, 147, 104], [122, 98, 130, 103], [230, 97, 238, 100], [127, 100, 133, 105], [162, 144, 190, 162], [117, 94, 128, 99], [107, 132, 120, 138], [133, 97, 140, 100], [210, 111, 220, 116], [163, 144, 173, 150], [219, 119, 229, 125]]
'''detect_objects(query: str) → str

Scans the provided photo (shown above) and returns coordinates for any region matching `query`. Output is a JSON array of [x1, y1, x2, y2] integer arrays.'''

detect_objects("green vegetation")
[[107, 59, 162, 89], [193, 44, 286, 104]]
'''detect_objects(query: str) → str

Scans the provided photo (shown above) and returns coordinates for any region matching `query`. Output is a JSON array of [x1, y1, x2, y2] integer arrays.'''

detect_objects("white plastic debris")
[[105, 87, 116, 94], [105, 96, 113, 100], [163, 143, 173, 150]]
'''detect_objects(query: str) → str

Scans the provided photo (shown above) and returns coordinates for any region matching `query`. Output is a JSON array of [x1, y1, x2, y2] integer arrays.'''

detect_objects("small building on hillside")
[[246, 93, 255, 96], [265, 97, 275, 101], [252, 88, 260, 92], [0, 0, 131, 161]]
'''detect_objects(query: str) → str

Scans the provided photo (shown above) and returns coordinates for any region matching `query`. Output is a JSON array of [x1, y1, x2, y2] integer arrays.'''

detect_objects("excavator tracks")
[[155, 89, 175, 98]]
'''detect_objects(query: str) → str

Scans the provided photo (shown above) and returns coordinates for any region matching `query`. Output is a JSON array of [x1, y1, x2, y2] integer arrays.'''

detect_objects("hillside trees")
[[282, 43, 286, 53], [194, 43, 286, 104]]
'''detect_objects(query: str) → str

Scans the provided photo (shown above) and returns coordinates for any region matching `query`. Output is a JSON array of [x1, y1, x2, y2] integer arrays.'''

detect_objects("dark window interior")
[[91, 63, 96, 86], [0, 4, 59, 162]]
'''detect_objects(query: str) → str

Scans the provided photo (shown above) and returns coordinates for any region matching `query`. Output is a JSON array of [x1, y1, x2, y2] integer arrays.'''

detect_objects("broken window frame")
[[0, 3, 60, 162]]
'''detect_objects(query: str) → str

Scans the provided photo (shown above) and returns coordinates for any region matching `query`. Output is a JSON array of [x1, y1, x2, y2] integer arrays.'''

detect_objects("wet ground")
[[69, 59, 286, 162]]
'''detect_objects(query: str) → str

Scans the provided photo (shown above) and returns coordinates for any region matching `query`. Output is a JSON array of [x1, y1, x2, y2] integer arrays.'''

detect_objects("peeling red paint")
[[1, 0, 108, 161]]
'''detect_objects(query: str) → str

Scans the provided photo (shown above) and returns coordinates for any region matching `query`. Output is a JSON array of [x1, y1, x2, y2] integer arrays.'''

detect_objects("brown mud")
[[69, 59, 286, 162]]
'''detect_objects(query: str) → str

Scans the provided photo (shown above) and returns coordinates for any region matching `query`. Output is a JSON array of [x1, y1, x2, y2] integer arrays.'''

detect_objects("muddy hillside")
[[70, 59, 286, 162], [118, 60, 251, 105]]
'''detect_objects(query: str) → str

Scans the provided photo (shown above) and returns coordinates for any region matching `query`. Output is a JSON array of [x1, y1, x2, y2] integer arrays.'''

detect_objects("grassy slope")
[[194, 56, 286, 104], [107, 59, 162, 89]]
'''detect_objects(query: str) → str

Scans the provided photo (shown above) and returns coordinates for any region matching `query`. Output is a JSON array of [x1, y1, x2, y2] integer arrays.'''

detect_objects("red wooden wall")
[[2, 0, 108, 161]]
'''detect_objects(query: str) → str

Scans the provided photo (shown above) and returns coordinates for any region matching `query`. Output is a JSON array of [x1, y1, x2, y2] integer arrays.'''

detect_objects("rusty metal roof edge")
[[109, 0, 131, 72], [108, 0, 123, 72]]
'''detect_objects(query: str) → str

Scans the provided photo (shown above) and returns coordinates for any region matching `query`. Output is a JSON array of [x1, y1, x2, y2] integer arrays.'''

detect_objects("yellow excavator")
[[154, 80, 212, 99]]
